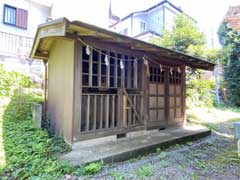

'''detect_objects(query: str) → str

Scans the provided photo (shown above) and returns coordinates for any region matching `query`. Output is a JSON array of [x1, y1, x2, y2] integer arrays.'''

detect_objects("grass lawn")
[[0, 93, 239, 179]]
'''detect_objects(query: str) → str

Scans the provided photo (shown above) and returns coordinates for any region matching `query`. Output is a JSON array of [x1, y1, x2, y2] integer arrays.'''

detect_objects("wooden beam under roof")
[[30, 17, 215, 71]]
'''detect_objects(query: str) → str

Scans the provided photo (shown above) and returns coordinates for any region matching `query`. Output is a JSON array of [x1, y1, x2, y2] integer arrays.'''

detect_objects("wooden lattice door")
[[148, 64, 166, 128], [168, 67, 185, 125]]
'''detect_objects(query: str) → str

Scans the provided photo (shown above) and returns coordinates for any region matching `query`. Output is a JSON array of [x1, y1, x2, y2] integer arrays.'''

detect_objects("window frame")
[[3, 4, 28, 29], [3, 4, 16, 26]]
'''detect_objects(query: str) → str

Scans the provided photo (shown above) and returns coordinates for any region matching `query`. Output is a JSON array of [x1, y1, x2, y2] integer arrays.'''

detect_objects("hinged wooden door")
[[147, 64, 166, 128]]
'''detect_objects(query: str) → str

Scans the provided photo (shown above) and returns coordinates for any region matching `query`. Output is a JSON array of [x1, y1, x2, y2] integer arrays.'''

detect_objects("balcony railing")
[[0, 31, 34, 58]]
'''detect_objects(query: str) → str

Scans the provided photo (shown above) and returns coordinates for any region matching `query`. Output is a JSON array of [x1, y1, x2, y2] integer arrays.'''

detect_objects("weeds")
[[0, 93, 72, 179], [84, 161, 104, 175], [135, 165, 154, 179], [111, 171, 125, 180]]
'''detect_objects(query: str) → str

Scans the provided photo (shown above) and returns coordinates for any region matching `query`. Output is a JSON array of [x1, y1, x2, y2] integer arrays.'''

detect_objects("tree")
[[150, 14, 205, 54], [217, 21, 240, 106], [150, 14, 219, 107]]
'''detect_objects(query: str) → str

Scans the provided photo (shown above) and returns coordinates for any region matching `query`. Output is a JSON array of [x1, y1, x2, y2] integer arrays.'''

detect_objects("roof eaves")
[[71, 20, 215, 70], [134, 30, 162, 38], [30, 17, 69, 59]]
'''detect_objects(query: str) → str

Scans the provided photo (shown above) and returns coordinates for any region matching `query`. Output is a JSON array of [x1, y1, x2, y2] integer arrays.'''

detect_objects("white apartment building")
[[0, 0, 51, 76]]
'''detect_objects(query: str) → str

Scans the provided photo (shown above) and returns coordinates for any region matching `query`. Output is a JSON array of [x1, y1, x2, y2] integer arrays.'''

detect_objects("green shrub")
[[111, 172, 125, 180], [136, 165, 154, 179], [186, 78, 215, 108], [224, 61, 240, 106], [0, 65, 32, 96], [84, 161, 104, 175], [0, 92, 72, 179]]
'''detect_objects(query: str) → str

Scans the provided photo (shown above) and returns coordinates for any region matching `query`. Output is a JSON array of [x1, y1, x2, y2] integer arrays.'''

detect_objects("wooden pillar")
[[106, 52, 110, 87], [43, 59, 48, 125], [119, 57, 125, 128], [98, 50, 101, 87], [88, 49, 93, 86], [165, 68, 170, 125], [72, 38, 82, 142], [142, 60, 148, 127], [134, 59, 138, 89], [181, 66, 186, 123], [114, 55, 118, 87], [127, 56, 131, 88], [174, 68, 176, 119], [123, 95, 127, 127]]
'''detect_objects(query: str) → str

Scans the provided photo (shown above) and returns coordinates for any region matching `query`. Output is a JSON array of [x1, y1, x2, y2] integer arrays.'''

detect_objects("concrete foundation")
[[61, 126, 211, 166]]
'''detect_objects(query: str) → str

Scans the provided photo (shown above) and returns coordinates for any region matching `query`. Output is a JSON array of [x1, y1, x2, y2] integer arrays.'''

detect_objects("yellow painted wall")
[[48, 38, 74, 144]]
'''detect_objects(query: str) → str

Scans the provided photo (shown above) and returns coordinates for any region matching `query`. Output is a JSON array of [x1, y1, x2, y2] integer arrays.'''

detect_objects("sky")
[[51, 0, 240, 48], [111, 0, 240, 47]]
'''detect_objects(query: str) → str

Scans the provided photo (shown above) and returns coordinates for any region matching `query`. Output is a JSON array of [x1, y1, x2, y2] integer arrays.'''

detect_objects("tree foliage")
[[150, 14, 205, 53], [150, 14, 218, 107], [0, 65, 32, 96], [218, 21, 240, 106]]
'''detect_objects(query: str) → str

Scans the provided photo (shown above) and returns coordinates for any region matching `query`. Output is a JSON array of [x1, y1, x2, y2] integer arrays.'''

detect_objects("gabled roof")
[[134, 30, 162, 39], [30, 17, 215, 71], [109, 0, 183, 28]]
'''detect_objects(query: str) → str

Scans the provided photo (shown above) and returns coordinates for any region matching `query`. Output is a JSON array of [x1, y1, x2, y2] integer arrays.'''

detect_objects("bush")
[[0, 92, 72, 179], [84, 161, 104, 175], [135, 165, 154, 179], [0, 65, 32, 96], [224, 61, 240, 106], [186, 78, 215, 108]]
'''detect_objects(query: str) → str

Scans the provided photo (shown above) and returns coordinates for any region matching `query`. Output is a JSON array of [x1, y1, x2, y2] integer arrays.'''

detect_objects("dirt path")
[[66, 107, 240, 180]]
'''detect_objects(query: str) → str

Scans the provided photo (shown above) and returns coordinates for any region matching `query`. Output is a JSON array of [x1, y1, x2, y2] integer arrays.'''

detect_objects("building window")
[[3, 4, 28, 29], [123, 28, 128, 35], [140, 21, 146, 32]]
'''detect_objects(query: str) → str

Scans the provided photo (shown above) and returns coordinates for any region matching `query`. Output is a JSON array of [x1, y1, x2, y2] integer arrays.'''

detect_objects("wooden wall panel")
[[158, 109, 165, 121], [48, 38, 74, 144], [158, 84, 165, 95], [149, 84, 157, 94], [158, 97, 164, 107], [176, 85, 181, 95], [169, 85, 174, 95]]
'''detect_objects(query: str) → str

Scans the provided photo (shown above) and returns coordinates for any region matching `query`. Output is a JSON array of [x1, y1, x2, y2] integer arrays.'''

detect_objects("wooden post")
[[100, 95, 103, 129], [98, 50, 102, 87], [127, 57, 131, 88], [105, 95, 109, 128], [181, 66, 186, 122], [73, 39, 82, 141], [174, 69, 176, 119], [89, 50, 93, 86], [117, 92, 122, 128], [165, 68, 170, 125], [133, 95, 136, 125], [42, 59, 48, 125], [106, 52, 110, 87], [142, 60, 148, 127], [111, 95, 115, 128], [123, 95, 127, 127], [134, 59, 138, 89], [86, 95, 90, 131], [114, 55, 118, 87], [93, 95, 97, 130]]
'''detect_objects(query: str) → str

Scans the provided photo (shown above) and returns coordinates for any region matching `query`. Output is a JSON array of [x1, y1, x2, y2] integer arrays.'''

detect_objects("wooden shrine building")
[[30, 18, 215, 144]]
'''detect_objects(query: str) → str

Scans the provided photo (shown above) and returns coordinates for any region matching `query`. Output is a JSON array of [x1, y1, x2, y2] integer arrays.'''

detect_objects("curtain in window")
[[16, 8, 28, 29], [4, 6, 16, 25]]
